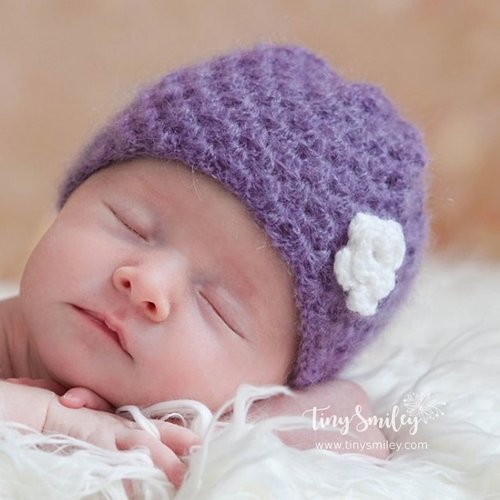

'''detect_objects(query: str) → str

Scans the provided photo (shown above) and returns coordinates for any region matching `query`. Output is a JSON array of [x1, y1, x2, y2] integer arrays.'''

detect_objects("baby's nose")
[[112, 265, 171, 322]]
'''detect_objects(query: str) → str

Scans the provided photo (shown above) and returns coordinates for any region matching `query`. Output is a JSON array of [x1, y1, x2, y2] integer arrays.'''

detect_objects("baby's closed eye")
[[196, 289, 244, 339], [105, 202, 149, 242]]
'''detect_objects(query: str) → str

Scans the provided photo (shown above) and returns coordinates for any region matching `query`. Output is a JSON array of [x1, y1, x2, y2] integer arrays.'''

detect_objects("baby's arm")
[[248, 379, 390, 459], [0, 380, 198, 487]]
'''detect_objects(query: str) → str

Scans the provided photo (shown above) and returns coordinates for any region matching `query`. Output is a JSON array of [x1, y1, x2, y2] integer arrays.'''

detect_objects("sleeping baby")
[[0, 45, 427, 488]]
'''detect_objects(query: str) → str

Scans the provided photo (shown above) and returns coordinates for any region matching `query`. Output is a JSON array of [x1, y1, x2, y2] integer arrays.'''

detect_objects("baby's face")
[[20, 159, 298, 409]]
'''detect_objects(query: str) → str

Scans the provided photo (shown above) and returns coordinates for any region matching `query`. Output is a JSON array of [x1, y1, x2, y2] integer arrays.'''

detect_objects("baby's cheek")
[[165, 341, 248, 404], [21, 232, 54, 290]]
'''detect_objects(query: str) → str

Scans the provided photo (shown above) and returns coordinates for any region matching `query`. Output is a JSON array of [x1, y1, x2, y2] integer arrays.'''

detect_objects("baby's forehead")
[[99, 159, 229, 203], [101, 160, 264, 232], [90, 157, 288, 271]]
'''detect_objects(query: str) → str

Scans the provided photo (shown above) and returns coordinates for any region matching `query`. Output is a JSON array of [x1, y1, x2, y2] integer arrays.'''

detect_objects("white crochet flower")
[[333, 212, 406, 316]]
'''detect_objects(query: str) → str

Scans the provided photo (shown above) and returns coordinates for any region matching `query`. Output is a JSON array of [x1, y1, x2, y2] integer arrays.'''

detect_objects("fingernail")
[[62, 392, 75, 400]]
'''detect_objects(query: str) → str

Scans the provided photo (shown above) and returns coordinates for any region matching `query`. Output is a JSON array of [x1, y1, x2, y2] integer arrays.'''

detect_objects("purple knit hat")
[[58, 45, 427, 388]]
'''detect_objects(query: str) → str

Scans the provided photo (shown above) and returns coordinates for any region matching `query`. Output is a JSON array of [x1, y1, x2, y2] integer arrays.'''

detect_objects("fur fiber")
[[0, 257, 499, 499]]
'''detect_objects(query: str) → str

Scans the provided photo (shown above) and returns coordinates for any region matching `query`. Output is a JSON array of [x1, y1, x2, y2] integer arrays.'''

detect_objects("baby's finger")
[[154, 421, 201, 456], [60, 387, 114, 411], [60, 391, 85, 409], [116, 431, 186, 489]]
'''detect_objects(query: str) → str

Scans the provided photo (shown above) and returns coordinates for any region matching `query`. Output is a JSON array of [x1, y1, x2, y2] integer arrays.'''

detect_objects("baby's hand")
[[44, 397, 200, 488], [5, 378, 200, 487]]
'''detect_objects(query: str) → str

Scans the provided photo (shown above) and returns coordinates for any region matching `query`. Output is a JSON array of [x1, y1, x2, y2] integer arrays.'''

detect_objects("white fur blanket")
[[0, 258, 499, 499]]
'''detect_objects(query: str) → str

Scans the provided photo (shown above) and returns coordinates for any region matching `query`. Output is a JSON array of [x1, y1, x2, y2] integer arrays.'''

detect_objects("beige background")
[[1, 1, 499, 281]]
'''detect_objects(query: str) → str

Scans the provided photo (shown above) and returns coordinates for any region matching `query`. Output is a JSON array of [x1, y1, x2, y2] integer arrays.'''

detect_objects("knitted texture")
[[58, 45, 427, 388]]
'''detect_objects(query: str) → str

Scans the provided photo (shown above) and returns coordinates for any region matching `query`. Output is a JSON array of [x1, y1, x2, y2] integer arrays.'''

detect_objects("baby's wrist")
[[42, 390, 60, 433], [0, 380, 58, 432]]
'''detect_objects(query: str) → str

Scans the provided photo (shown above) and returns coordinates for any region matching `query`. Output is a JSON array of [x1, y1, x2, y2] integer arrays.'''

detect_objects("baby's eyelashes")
[[104, 202, 150, 242], [197, 289, 244, 339], [111, 206, 148, 241]]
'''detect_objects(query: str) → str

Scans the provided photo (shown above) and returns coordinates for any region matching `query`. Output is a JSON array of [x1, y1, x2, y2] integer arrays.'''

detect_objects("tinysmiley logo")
[[303, 392, 446, 436]]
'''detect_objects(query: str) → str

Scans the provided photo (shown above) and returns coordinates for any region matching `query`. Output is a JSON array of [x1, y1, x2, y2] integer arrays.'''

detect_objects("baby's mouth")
[[73, 306, 131, 356]]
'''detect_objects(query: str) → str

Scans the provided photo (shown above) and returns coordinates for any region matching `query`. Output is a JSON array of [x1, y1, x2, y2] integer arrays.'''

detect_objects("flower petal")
[[333, 213, 406, 316]]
